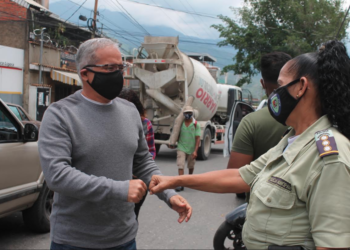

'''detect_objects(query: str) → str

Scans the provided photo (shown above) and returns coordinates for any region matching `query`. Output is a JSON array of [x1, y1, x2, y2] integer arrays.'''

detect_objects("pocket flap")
[[255, 183, 295, 209]]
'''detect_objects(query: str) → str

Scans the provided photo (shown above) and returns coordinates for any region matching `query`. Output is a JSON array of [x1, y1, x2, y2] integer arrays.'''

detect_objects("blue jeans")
[[50, 239, 136, 250]]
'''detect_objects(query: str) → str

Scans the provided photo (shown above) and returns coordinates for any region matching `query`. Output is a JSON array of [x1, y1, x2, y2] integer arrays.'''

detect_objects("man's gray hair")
[[75, 38, 120, 77]]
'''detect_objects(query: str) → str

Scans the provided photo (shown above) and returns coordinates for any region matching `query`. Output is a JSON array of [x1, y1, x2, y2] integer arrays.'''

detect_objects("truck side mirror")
[[24, 123, 39, 142]]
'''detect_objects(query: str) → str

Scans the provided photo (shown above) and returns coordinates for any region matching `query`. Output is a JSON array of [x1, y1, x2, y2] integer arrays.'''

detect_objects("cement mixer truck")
[[129, 36, 253, 160]]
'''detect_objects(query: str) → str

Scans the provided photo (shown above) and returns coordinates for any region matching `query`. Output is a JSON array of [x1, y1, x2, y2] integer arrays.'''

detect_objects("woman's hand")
[[149, 175, 178, 194], [150, 170, 250, 194]]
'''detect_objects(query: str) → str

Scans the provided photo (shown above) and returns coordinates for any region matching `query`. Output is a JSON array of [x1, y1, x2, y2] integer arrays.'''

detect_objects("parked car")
[[0, 99, 51, 233], [6, 102, 41, 129]]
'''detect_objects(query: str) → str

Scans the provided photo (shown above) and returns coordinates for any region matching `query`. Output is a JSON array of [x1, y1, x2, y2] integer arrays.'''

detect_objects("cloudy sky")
[[50, 0, 350, 40], [51, 0, 246, 39]]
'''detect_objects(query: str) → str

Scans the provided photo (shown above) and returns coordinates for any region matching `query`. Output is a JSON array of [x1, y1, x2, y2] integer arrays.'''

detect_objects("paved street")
[[0, 145, 244, 249]]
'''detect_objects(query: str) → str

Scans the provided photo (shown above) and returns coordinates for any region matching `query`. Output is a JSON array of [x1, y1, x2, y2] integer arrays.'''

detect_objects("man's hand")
[[169, 195, 192, 223], [191, 151, 197, 159], [149, 175, 178, 195], [128, 179, 147, 203]]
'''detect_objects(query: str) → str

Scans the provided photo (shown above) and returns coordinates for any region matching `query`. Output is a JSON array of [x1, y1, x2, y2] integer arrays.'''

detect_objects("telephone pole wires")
[[91, 0, 98, 38]]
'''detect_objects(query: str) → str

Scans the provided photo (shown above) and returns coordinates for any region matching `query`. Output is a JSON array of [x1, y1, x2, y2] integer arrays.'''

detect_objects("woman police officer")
[[149, 40, 350, 250]]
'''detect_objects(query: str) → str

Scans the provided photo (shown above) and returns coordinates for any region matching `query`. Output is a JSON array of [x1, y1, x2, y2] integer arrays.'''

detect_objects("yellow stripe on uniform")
[[319, 150, 339, 157]]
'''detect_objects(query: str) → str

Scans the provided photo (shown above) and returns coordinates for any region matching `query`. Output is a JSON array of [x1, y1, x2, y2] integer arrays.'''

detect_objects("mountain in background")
[[49, 0, 266, 100]]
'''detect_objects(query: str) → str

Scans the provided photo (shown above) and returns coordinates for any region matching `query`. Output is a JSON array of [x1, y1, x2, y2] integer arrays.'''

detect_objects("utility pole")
[[91, 0, 98, 38], [38, 27, 46, 85]]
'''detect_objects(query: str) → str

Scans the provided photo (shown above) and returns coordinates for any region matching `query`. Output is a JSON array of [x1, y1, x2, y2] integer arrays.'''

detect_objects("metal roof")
[[185, 52, 217, 63], [11, 0, 50, 12]]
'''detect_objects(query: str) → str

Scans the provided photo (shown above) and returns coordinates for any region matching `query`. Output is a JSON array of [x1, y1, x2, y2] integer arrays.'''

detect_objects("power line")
[[64, 0, 145, 46], [148, 0, 194, 40], [104, 0, 144, 42], [68, 0, 144, 42], [65, 0, 88, 22], [118, 0, 221, 19], [113, 0, 151, 36], [164, 0, 201, 38], [181, 0, 217, 38], [58, 0, 84, 18], [107, 0, 147, 36]]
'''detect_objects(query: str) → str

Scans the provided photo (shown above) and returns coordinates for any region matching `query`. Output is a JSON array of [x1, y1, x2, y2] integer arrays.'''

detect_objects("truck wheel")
[[22, 183, 53, 233], [197, 127, 211, 160], [155, 144, 161, 155]]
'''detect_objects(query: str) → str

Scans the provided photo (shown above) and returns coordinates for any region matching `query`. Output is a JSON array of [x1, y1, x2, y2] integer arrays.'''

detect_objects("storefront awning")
[[51, 70, 82, 86]]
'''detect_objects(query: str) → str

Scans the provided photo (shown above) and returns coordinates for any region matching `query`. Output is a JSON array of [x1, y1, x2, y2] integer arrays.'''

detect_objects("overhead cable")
[[113, 0, 151, 36], [65, 0, 88, 22], [119, 0, 221, 19], [164, 0, 201, 38], [180, 0, 216, 38]]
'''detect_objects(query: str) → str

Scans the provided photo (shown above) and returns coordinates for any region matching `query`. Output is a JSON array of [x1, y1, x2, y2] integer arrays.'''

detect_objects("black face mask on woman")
[[268, 79, 301, 126], [84, 68, 124, 100]]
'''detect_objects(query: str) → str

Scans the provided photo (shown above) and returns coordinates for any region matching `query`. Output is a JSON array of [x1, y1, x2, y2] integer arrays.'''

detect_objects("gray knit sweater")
[[38, 90, 176, 248]]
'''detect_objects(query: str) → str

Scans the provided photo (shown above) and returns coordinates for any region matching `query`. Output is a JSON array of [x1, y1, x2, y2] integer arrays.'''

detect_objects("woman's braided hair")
[[317, 40, 350, 139], [288, 40, 350, 140]]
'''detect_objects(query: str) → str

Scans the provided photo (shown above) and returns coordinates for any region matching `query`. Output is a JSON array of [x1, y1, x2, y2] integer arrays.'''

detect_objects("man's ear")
[[80, 69, 89, 82], [260, 79, 265, 89]]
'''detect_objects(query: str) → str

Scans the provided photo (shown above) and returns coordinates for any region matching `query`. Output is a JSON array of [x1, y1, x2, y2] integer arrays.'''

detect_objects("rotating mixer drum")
[[133, 36, 219, 122]]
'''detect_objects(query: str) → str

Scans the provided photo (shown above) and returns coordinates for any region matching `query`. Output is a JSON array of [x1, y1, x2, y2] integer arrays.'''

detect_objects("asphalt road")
[[0, 144, 244, 249]]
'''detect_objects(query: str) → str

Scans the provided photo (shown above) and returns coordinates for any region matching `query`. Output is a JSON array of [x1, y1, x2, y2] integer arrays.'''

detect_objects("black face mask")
[[184, 113, 193, 120], [84, 68, 124, 100], [268, 79, 300, 126]]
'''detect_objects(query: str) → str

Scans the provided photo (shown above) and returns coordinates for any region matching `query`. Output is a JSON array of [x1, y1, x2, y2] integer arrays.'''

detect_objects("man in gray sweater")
[[38, 38, 192, 250]]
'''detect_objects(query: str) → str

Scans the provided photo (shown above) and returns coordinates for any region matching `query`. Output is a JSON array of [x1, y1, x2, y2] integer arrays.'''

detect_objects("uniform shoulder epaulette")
[[314, 129, 339, 158]]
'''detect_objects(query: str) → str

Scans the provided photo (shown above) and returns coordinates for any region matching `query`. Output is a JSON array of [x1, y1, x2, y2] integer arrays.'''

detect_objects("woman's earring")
[[296, 94, 299, 98]]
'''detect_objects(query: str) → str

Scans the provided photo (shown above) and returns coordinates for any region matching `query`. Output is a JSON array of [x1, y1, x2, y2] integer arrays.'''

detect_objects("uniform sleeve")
[[307, 160, 350, 247], [238, 147, 273, 186], [231, 116, 254, 155]]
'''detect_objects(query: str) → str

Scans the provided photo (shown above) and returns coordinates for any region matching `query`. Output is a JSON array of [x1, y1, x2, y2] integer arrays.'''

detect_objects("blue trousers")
[[50, 239, 136, 250]]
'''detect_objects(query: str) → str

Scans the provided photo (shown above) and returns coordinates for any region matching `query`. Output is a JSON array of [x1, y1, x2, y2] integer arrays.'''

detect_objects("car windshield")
[[8, 105, 22, 121], [17, 107, 29, 121]]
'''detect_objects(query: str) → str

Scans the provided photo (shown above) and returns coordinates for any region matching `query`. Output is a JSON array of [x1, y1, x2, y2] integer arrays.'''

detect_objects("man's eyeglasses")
[[83, 63, 128, 72]]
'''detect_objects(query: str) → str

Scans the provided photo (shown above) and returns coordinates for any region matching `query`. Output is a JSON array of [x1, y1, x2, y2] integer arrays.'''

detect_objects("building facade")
[[0, 0, 91, 120]]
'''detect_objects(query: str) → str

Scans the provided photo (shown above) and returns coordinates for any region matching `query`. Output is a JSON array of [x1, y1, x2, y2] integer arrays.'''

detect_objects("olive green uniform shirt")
[[231, 107, 287, 160], [239, 116, 350, 249], [177, 119, 201, 155]]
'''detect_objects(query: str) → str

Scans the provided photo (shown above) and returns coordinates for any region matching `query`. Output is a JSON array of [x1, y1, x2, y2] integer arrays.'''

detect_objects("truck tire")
[[197, 127, 211, 160], [155, 144, 161, 155], [22, 183, 53, 233]]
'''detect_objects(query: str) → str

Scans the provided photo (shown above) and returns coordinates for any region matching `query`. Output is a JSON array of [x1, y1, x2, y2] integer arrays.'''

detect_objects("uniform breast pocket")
[[249, 182, 296, 236]]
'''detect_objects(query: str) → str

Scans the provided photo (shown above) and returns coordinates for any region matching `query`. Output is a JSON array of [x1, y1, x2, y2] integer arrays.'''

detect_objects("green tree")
[[212, 0, 350, 86]]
